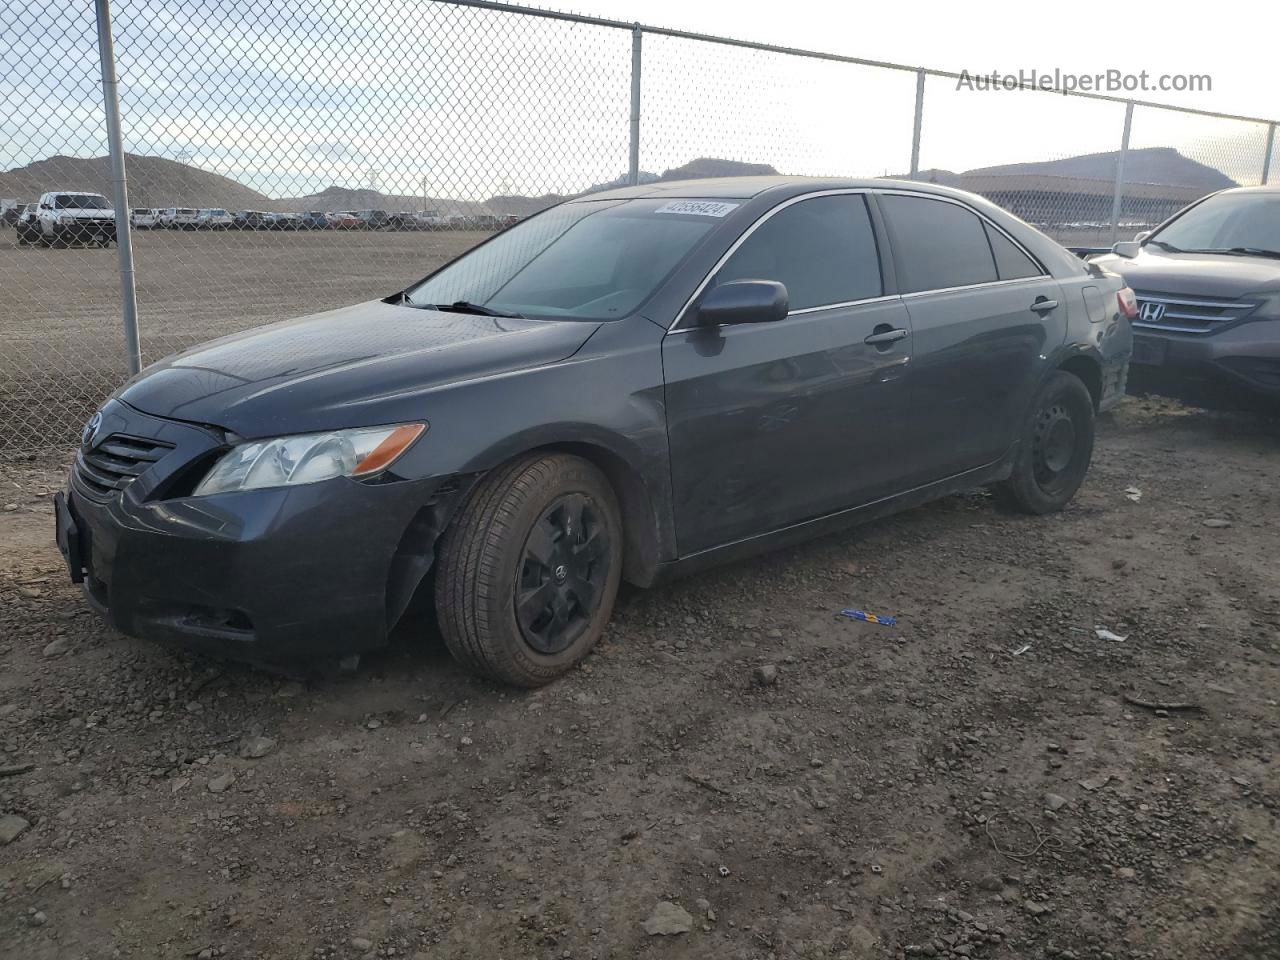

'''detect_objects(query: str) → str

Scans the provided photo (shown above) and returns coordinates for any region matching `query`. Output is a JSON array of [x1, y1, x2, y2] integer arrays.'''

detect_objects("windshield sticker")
[[655, 200, 739, 218]]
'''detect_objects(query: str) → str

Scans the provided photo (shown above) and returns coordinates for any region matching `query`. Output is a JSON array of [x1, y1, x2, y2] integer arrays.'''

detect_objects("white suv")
[[132, 208, 162, 229], [161, 207, 201, 230], [195, 208, 234, 230], [20, 191, 115, 247]]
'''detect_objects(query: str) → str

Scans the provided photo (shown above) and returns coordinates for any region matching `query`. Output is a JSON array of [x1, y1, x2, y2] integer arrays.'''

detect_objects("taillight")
[[1117, 287, 1139, 320]]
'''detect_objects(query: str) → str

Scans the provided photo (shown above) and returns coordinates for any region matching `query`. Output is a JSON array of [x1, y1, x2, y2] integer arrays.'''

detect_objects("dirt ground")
[[1, 393, 1277, 959], [0, 229, 487, 451]]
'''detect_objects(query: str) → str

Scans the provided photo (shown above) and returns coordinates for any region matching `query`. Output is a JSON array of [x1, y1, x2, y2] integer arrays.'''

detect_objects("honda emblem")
[[1138, 301, 1166, 323]]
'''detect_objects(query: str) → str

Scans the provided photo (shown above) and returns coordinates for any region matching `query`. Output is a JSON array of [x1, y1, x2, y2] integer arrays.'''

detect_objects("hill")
[[275, 157, 784, 215], [897, 148, 1237, 190], [0, 154, 272, 209]]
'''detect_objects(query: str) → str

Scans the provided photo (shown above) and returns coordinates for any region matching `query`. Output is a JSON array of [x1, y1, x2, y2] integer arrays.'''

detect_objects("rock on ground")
[[0, 814, 31, 845], [642, 901, 693, 935]]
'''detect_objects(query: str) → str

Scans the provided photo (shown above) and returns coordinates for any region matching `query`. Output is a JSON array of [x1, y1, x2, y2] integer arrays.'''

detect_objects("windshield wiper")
[[425, 300, 526, 319], [1225, 246, 1280, 260], [1181, 247, 1280, 260], [1145, 239, 1182, 252]]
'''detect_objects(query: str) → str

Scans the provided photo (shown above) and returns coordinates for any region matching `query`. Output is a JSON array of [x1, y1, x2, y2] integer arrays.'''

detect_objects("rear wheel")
[[997, 370, 1095, 514], [435, 453, 622, 687]]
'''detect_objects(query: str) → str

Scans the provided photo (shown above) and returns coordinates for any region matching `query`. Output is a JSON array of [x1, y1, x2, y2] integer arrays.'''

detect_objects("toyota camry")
[[56, 176, 1134, 686]]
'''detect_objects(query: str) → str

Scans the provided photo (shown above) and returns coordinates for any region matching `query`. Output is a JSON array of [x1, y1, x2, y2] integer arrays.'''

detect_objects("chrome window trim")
[[668, 187, 1050, 332], [667, 293, 901, 335], [898, 275, 1047, 299], [788, 294, 900, 316]]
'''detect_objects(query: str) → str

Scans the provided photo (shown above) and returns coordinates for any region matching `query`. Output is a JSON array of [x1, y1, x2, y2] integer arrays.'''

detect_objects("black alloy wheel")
[[514, 493, 611, 655]]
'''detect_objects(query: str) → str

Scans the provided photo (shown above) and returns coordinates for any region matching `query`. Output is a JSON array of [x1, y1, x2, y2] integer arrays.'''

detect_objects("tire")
[[435, 453, 623, 687], [997, 370, 1095, 514]]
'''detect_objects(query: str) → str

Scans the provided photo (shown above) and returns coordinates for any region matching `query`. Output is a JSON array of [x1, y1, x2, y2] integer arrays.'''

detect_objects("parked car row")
[[10, 193, 524, 242], [126, 207, 522, 231]]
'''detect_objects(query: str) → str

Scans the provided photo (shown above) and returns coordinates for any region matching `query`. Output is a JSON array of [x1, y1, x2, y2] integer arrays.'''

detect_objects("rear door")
[[662, 192, 915, 555], [876, 193, 1065, 484]]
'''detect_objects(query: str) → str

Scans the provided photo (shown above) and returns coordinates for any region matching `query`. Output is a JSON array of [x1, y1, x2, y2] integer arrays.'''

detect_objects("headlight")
[[193, 423, 425, 497], [57, 213, 73, 224]]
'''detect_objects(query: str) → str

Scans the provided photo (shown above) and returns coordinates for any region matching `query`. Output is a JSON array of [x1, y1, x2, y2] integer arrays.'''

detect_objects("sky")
[[571, 0, 1276, 119], [3, 0, 1276, 202]]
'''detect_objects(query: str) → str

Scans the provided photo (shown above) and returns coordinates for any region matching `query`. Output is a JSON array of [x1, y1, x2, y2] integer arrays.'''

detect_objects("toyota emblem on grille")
[[81, 411, 103, 449], [1138, 301, 1166, 323]]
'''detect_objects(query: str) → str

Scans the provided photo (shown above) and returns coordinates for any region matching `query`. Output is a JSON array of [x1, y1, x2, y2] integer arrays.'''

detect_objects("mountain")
[[658, 157, 779, 181], [894, 148, 1237, 190], [276, 157, 785, 215], [0, 154, 272, 209]]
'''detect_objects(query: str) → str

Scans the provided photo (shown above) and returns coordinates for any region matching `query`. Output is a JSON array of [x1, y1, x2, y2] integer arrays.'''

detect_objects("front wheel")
[[997, 370, 1095, 514], [435, 453, 623, 687]]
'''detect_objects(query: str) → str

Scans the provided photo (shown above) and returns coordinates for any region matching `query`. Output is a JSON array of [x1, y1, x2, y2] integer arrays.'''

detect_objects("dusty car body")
[[57, 176, 1133, 685]]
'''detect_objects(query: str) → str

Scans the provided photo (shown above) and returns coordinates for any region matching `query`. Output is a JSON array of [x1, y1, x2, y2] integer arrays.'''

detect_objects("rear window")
[[880, 194, 998, 293], [985, 223, 1043, 280]]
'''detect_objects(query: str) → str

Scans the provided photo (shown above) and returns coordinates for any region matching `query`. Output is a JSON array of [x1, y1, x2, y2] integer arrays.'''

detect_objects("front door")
[[662, 193, 915, 556]]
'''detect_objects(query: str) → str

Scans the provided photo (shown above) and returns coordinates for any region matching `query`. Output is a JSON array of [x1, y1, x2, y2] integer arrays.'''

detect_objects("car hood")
[[1092, 247, 1280, 299], [119, 300, 601, 437], [60, 207, 113, 218]]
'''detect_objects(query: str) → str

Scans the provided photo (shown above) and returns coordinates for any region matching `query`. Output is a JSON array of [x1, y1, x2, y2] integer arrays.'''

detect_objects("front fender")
[[388, 315, 676, 581]]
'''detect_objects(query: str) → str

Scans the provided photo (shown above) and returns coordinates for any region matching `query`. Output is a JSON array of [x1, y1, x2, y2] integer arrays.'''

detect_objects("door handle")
[[864, 327, 910, 346], [1031, 297, 1059, 313]]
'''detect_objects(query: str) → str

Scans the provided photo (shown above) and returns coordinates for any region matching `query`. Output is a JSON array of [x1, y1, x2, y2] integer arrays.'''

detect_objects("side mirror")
[[696, 280, 788, 326], [1134, 231, 1150, 243], [1112, 241, 1141, 259]]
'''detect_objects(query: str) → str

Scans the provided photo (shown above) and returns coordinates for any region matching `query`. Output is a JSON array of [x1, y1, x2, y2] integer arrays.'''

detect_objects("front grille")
[[1133, 291, 1257, 334], [75, 434, 173, 499]]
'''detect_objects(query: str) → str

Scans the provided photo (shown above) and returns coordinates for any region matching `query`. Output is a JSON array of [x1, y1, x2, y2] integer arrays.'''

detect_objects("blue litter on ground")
[[839, 608, 897, 626]]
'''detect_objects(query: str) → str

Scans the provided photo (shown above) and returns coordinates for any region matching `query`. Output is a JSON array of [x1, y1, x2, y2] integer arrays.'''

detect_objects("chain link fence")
[[2, 0, 1277, 455]]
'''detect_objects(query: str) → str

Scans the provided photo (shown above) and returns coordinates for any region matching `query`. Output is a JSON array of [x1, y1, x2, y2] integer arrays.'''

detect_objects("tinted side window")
[[715, 195, 881, 310], [985, 222, 1042, 280], [880, 194, 997, 293]]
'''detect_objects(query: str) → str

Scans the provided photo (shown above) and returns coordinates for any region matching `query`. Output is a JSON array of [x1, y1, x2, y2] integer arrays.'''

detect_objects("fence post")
[[1263, 122, 1276, 185], [909, 69, 925, 180], [94, 0, 141, 376], [1108, 101, 1134, 246], [628, 25, 642, 186]]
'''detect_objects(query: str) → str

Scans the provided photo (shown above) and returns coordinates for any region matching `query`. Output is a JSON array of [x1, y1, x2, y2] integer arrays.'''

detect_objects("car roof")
[[577, 175, 981, 203], [1214, 184, 1280, 196]]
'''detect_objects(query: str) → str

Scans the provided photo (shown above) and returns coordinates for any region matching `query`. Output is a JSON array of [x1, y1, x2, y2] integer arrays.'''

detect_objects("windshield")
[[1152, 192, 1280, 253], [403, 198, 724, 320], [55, 194, 109, 209]]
